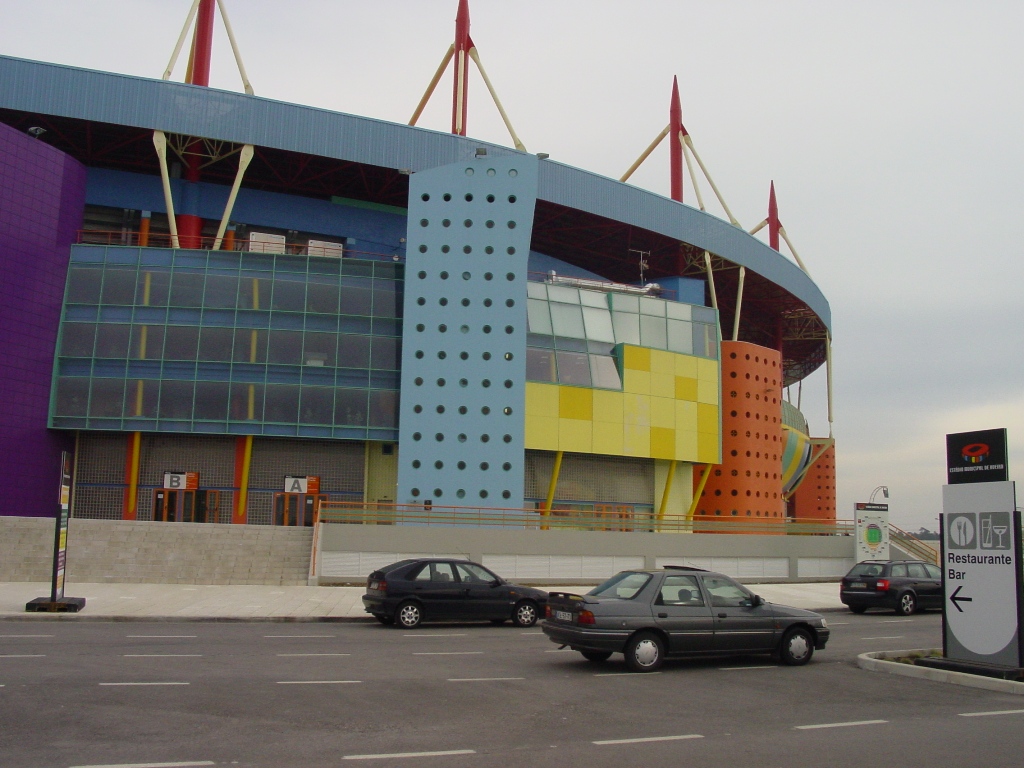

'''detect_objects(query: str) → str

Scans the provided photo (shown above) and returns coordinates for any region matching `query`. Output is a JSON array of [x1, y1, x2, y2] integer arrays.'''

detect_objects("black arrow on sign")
[[950, 585, 973, 613]]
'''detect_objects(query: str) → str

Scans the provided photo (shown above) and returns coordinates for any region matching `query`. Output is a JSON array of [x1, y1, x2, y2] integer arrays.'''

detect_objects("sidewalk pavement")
[[0, 581, 845, 621]]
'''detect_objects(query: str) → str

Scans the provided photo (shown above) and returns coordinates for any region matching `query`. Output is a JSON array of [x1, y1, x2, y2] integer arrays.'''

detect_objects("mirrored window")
[[555, 351, 591, 386], [60, 323, 96, 357], [66, 267, 103, 304]]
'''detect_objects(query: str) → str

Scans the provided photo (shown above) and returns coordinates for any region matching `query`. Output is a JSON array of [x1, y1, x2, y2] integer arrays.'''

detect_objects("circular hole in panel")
[[482, 352, 492, 360], [437, 378, 446, 387], [505, 299, 515, 307], [484, 246, 494, 254], [484, 272, 493, 280], [418, 271, 427, 279], [437, 351, 447, 360], [435, 433, 444, 442], [463, 245, 472, 254], [504, 352, 513, 361], [421, 193, 430, 201], [465, 168, 475, 176], [458, 434, 467, 443], [502, 491, 511, 499], [465, 193, 474, 201], [480, 462, 489, 470], [411, 488, 420, 497], [413, 432, 422, 441], [442, 219, 451, 228], [456, 489, 466, 499], [436, 405, 445, 414], [503, 407, 513, 415], [419, 219, 429, 227], [459, 378, 468, 387], [439, 298, 448, 306], [486, 220, 495, 229], [503, 380, 513, 389], [504, 325, 514, 334], [503, 434, 512, 443], [458, 406, 468, 414], [460, 325, 469, 334], [441, 245, 450, 253], [481, 435, 490, 443], [502, 462, 511, 471], [483, 298, 492, 307], [412, 460, 421, 468], [443, 193, 452, 201], [457, 461, 466, 469], [480, 490, 489, 499], [508, 169, 518, 177], [416, 297, 425, 306], [414, 377, 423, 386], [507, 221, 516, 229], [433, 488, 442, 498], [414, 351, 424, 359], [418, 244, 427, 253], [486, 194, 495, 202], [481, 406, 491, 415], [413, 404, 423, 413], [483, 325, 492, 334], [482, 379, 491, 388], [464, 219, 473, 228], [462, 271, 471, 280], [434, 460, 443, 469], [461, 298, 470, 307], [460, 352, 469, 360], [440, 271, 449, 280], [508, 195, 517, 203], [438, 324, 447, 333], [506, 272, 515, 280], [487, 169, 496, 177]]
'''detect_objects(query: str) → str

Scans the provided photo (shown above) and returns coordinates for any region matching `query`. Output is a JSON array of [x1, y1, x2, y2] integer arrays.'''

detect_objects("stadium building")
[[0, 2, 836, 569]]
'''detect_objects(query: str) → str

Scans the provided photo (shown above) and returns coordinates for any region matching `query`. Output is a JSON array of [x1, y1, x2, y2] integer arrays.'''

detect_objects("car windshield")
[[848, 563, 885, 577], [588, 572, 651, 599]]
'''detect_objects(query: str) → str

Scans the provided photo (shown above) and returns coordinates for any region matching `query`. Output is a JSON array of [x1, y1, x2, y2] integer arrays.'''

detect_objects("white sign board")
[[248, 231, 287, 254], [855, 504, 890, 561], [941, 481, 1023, 668]]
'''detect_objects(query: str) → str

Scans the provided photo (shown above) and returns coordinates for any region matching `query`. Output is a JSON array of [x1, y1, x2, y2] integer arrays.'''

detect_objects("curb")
[[0, 614, 374, 623], [858, 649, 1024, 696]]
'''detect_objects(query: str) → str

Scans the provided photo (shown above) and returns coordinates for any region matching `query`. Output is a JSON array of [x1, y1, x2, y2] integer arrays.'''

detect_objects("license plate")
[[369, 581, 380, 590], [555, 610, 573, 622], [849, 582, 866, 589]]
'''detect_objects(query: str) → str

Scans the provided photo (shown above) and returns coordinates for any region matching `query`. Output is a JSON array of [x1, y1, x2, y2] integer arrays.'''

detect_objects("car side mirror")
[[751, 594, 764, 608], [490, 579, 502, 588]]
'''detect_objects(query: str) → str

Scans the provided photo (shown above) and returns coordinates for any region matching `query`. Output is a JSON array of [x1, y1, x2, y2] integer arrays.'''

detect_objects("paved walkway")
[[0, 581, 845, 621]]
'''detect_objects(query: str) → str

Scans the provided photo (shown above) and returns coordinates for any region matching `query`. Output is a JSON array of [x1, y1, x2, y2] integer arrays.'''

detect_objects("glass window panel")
[[579, 289, 608, 308], [609, 293, 639, 313], [526, 347, 556, 382], [55, 377, 90, 416], [271, 279, 306, 312], [526, 282, 547, 299], [666, 302, 692, 321], [590, 355, 622, 390], [553, 337, 587, 352], [639, 297, 665, 316], [66, 267, 103, 304], [667, 319, 694, 354], [370, 337, 399, 370], [555, 351, 592, 386], [546, 285, 579, 304], [198, 327, 235, 362], [369, 390, 398, 428], [94, 324, 131, 358], [550, 302, 585, 339], [123, 379, 158, 418], [203, 274, 239, 308], [611, 312, 640, 345], [334, 388, 368, 426], [229, 382, 263, 421], [340, 278, 373, 315], [131, 325, 164, 359], [694, 324, 718, 359], [267, 330, 303, 365], [299, 387, 334, 425], [373, 284, 399, 318], [527, 333, 554, 349], [582, 306, 615, 343], [692, 306, 718, 324], [337, 335, 371, 368], [136, 270, 171, 307], [163, 326, 200, 361], [527, 298, 552, 335], [158, 380, 194, 420], [101, 268, 138, 305], [306, 280, 339, 315], [88, 379, 125, 418], [194, 381, 229, 420], [236, 275, 265, 310], [587, 341, 615, 355], [264, 384, 300, 423], [303, 332, 337, 368], [233, 328, 266, 363], [169, 272, 205, 307], [639, 315, 667, 349], [60, 323, 96, 357]]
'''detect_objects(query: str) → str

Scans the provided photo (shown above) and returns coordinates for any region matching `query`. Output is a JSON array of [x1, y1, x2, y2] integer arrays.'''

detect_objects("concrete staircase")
[[0, 517, 313, 586]]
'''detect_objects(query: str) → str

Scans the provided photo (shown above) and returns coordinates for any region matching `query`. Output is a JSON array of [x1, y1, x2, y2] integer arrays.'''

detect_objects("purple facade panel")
[[0, 121, 86, 517]]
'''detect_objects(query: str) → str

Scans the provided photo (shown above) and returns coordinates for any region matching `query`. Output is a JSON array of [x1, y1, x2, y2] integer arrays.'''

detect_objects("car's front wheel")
[[896, 591, 917, 616], [624, 631, 665, 672], [395, 600, 423, 629], [779, 627, 814, 666], [512, 600, 539, 627], [581, 650, 613, 663]]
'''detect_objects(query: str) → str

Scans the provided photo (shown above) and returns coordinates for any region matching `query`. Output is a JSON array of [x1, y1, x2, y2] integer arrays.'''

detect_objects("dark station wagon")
[[839, 559, 943, 615], [362, 558, 549, 628], [542, 567, 830, 672]]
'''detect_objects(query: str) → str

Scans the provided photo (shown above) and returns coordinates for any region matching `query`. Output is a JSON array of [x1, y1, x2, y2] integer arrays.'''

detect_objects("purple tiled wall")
[[0, 121, 86, 517]]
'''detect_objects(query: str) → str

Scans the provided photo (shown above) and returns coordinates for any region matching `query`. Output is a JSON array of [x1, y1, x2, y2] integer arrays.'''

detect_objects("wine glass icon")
[[992, 524, 1009, 549]]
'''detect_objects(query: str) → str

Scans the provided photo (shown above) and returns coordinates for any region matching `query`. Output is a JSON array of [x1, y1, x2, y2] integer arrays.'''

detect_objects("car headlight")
[[818, 619, 828, 629]]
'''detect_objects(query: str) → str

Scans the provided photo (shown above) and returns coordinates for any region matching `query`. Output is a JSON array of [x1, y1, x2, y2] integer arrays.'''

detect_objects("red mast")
[[767, 181, 781, 251], [451, 0, 472, 136], [669, 76, 685, 203]]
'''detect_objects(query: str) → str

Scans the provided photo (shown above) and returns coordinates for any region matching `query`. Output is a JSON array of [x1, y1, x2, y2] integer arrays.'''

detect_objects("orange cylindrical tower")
[[789, 443, 836, 522], [694, 341, 785, 524]]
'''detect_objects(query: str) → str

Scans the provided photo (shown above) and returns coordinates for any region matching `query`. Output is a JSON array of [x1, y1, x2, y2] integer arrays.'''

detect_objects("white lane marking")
[[0, 634, 54, 638], [545, 649, 573, 653], [99, 682, 190, 687], [123, 655, 202, 658], [594, 672, 662, 677], [402, 633, 466, 638], [718, 665, 775, 671], [861, 636, 904, 640], [795, 719, 888, 730], [343, 749, 475, 760], [959, 709, 1024, 717], [520, 632, 543, 635], [126, 635, 197, 639], [69, 762, 215, 768], [276, 680, 362, 685], [0, 654, 46, 658], [277, 653, 350, 657], [448, 677, 524, 682], [828, 622, 850, 626], [264, 635, 335, 638], [881, 619, 914, 623], [118, 597, 137, 600], [412, 652, 483, 656], [594, 734, 703, 745]]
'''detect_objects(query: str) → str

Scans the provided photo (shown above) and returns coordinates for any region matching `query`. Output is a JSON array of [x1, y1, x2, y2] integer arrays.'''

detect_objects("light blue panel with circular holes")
[[397, 154, 539, 513]]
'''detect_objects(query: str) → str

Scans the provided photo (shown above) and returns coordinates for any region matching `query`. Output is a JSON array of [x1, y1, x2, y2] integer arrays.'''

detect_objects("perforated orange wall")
[[790, 443, 836, 521], [693, 341, 785, 523]]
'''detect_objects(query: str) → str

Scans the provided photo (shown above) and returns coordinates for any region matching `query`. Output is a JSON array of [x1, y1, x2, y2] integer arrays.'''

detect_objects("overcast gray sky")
[[2, 1, 1021, 531]]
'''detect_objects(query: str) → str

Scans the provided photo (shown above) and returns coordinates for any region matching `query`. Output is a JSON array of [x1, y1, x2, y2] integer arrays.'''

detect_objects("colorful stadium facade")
[[0, 1, 835, 530]]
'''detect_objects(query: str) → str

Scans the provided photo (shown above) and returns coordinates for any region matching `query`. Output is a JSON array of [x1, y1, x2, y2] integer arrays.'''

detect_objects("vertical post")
[[542, 450, 564, 530], [233, 434, 253, 524], [138, 211, 151, 247], [768, 181, 781, 251], [687, 463, 714, 522], [451, 0, 471, 136], [731, 266, 746, 341], [656, 460, 677, 524], [123, 432, 142, 521], [669, 77, 684, 203]]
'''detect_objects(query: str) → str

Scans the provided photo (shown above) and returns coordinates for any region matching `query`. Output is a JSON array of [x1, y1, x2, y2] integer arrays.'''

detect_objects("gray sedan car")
[[542, 567, 830, 672]]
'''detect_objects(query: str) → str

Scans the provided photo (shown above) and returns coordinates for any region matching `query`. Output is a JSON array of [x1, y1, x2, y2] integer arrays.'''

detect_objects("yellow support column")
[[541, 450, 564, 530]]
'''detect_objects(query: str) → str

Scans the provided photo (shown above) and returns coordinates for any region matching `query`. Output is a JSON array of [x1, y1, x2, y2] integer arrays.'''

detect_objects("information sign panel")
[[854, 503, 889, 561], [946, 428, 1009, 485], [51, 451, 72, 601], [941, 481, 1023, 668]]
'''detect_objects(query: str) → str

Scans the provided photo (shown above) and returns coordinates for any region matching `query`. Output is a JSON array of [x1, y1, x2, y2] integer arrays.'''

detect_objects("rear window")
[[848, 563, 885, 577], [588, 572, 651, 599]]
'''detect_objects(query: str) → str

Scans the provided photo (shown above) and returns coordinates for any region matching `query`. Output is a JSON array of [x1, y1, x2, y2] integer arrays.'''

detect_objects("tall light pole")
[[869, 486, 889, 503]]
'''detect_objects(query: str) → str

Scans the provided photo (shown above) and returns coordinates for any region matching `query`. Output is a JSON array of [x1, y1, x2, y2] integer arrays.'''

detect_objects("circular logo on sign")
[[864, 523, 883, 550], [961, 442, 990, 465]]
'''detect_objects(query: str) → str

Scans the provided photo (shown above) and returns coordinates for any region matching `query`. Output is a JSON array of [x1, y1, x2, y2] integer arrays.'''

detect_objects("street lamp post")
[[869, 486, 889, 504]]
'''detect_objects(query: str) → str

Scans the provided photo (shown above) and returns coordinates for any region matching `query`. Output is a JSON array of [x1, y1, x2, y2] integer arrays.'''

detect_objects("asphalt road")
[[2, 611, 1023, 768]]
